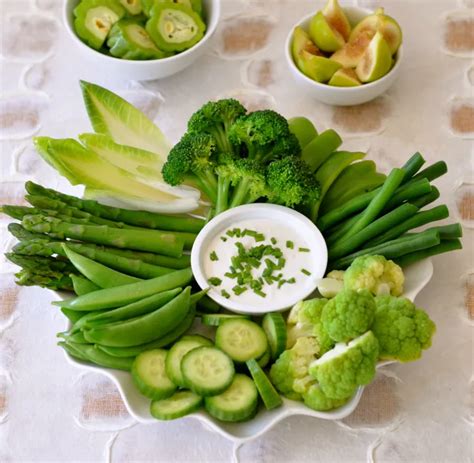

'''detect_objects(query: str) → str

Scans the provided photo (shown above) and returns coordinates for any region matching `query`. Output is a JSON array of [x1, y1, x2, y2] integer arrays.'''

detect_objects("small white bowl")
[[63, 0, 220, 81], [191, 204, 328, 315], [285, 7, 403, 106]]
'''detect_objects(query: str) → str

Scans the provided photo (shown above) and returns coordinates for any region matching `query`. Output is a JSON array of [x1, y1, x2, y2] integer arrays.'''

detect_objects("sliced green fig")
[[322, 0, 351, 41], [292, 26, 323, 65], [330, 30, 372, 68], [298, 49, 342, 83], [328, 68, 361, 87], [356, 31, 392, 83], [309, 11, 345, 52]]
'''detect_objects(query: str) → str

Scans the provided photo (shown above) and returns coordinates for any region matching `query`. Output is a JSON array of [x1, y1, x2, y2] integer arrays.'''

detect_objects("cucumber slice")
[[262, 313, 287, 360], [204, 374, 258, 422], [201, 313, 250, 327], [257, 348, 271, 368], [132, 349, 176, 400], [165, 335, 213, 387], [215, 319, 268, 363], [181, 346, 234, 396], [150, 390, 202, 420], [246, 359, 283, 410]]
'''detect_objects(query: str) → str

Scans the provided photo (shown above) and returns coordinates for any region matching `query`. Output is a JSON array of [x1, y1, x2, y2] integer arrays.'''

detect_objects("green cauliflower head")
[[302, 383, 350, 412], [269, 336, 319, 401], [309, 331, 379, 400], [322, 289, 376, 343], [286, 298, 334, 355], [344, 255, 404, 297], [372, 295, 436, 362]]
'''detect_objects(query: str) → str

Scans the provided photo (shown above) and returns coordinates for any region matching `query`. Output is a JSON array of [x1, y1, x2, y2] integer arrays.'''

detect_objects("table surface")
[[0, 0, 473, 461]]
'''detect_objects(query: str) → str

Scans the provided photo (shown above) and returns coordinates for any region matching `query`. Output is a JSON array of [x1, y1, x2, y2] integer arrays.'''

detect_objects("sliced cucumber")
[[257, 348, 271, 368], [205, 374, 258, 422], [215, 319, 268, 363], [150, 390, 202, 420], [181, 346, 234, 396], [165, 335, 213, 387], [132, 349, 176, 400], [262, 312, 287, 360], [201, 313, 250, 327], [246, 359, 283, 410]]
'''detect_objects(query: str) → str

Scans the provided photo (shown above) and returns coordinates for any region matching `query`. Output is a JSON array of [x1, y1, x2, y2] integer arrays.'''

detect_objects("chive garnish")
[[254, 289, 266, 298], [287, 277, 296, 284], [220, 236, 227, 242], [286, 240, 294, 249], [221, 290, 231, 299], [298, 247, 310, 253], [301, 268, 311, 276], [271, 237, 277, 245], [232, 285, 247, 295], [210, 251, 218, 261], [208, 277, 222, 286]]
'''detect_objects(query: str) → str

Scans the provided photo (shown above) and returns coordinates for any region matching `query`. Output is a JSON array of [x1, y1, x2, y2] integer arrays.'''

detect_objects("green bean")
[[63, 245, 141, 288], [70, 274, 100, 295], [401, 152, 425, 182], [83, 287, 191, 347], [405, 223, 462, 240], [410, 187, 440, 208], [410, 161, 447, 183], [329, 204, 419, 260], [55, 267, 192, 311], [366, 205, 449, 247], [394, 239, 462, 267], [97, 305, 196, 358], [383, 178, 431, 211]]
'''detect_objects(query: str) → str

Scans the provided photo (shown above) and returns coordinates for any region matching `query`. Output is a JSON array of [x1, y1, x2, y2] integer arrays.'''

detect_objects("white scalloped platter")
[[63, 258, 433, 443]]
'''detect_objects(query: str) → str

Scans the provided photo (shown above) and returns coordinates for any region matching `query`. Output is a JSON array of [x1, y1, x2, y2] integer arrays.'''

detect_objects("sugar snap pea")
[[83, 287, 191, 347], [55, 267, 192, 311], [70, 274, 100, 295]]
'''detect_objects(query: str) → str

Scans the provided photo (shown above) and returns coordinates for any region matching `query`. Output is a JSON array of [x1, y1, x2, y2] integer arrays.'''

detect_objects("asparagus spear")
[[13, 239, 174, 279], [25, 182, 205, 233], [8, 223, 46, 241], [6, 252, 78, 275], [15, 269, 74, 291], [21, 214, 185, 257]]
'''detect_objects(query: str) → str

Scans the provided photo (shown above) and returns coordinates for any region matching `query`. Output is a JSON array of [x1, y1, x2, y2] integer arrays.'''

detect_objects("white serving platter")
[[63, 258, 433, 443]]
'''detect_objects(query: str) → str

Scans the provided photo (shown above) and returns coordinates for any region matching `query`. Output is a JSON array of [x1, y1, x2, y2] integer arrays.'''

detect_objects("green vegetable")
[[201, 313, 249, 326], [55, 267, 192, 310], [83, 287, 191, 346], [302, 383, 349, 411], [308, 331, 379, 400], [70, 274, 100, 295], [410, 161, 447, 183], [394, 238, 462, 267], [410, 186, 440, 209], [22, 213, 184, 257], [74, 0, 125, 50], [25, 182, 204, 233], [300, 129, 342, 172], [108, 18, 167, 59], [321, 289, 376, 343], [343, 255, 405, 296], [118, 0, 142, 15], [246, 359, 283, 410], [196, 295, 221, 313], [150, 391, 202, 421], [261, 312, 287, 360], [286, 298, 334, 355], [372, 296, 436, 362], [400, 152, 425, 182], [269, 336, 320, 401], [14, 269, 74, 291], [287, 116, 318, 149], [146, 2, 206, 52], [5, 252, 77, 275]]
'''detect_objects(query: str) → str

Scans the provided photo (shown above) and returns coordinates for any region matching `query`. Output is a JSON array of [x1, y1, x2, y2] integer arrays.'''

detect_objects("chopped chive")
[[287, 277, 296, 284], [224, 272, 237, 279], [271, 237, 277, 245], [210, 251, 219, 261], [301, 268, 311, 276], [232, 285, 247, 295], [255, 233, 265, 242], [254, 289, 266, 298], [298, 247, 310, 253], [286, 240, 294, 249], [221, 290, 231, 299], [208, 277, 222, 286], [264, 276, 273, 285], [220, 236, 228, 242]]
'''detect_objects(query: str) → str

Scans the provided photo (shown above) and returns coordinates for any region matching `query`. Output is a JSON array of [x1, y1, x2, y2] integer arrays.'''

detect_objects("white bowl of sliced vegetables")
[[63, 0, 220, 80]]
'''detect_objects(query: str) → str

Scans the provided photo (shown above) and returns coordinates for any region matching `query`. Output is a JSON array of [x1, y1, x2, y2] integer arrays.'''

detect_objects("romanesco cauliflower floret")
[[308, 331, 379, 399], [321, 289, 376, 343], [286, 298, 334, 355], [372, 295, 436, 362], [269, 336, 319, 401], [317, 270, 345, 298], [344, 255, 404, 296], [302, 383, 350, 411]]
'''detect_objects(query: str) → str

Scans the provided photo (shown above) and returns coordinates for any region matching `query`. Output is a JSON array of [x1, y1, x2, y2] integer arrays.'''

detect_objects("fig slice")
[[356, 31, 392, 83], [298, 49, 342, 83], [330, 30, 373, 68], [328, 68, 361, 87], [322, 0, 351, 41], [309, 11, 345, 52], [292, 26, 323, 64], [349, 7, 402, 55]]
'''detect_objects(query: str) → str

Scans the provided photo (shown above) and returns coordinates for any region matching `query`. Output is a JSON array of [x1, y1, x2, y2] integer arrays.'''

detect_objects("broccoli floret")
[[372, 295, 436, 362], [317, 270, 345, 298], [286, 298, 334, 355], [302, 383, 350, 411], [187, 99, 246, 154], [266, 157, 321, 207], [269, 336, 319, 401], [322, 289, 376, 343], [162, 133, 218, 202], [309, 331, 379, 400], [344, 255, 405, 297]]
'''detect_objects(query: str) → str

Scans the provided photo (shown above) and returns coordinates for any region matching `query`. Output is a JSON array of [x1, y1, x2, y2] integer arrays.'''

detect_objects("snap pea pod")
[[55, 267, 192, 311], [58, 341, 89, 362], [287, 116, 318, 149], [61, 341, 134, 370], [197, 295, 221, 313], [61, 307, 86, 323], [58, 331, 88, 344], [80, 288, 182, 328], [83, 287, 191, 347], [25, 182, 205, 233], [63, 245, 141, 288], [98, 305, 196, 358], [300, 129, 342, 172], [70, 274, 100, 295]]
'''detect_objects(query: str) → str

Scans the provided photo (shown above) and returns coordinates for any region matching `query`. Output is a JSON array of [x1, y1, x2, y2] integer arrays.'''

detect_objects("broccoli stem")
[[215, 176, 231, 215], [364, 205, 449, 248], [394, 238, 462, 267], [334, 168, 405, 244], [229, 177, 252, 208], [329, 229, 441, 270], [328, 203, 419, 260]]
